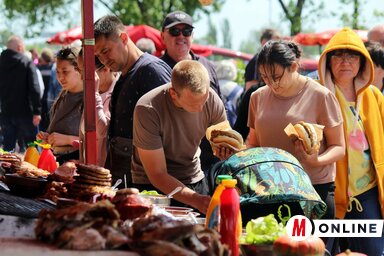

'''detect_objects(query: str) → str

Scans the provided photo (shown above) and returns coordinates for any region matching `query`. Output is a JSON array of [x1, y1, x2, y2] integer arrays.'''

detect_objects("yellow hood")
[[318, 28, 374, 96]]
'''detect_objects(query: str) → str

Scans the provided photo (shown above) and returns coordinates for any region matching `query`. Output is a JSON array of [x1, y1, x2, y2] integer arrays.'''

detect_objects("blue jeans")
[[314, 183, 338, 254], [1, 116, 38, 152], [343, 187, 384, 256]]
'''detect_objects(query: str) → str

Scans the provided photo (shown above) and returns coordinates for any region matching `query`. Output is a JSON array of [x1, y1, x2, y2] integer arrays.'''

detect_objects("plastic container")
[[205, 175, 233, 230], [220, 179, 241, 256], [37, 143, 57, 173], [24, 142, 40, 167]]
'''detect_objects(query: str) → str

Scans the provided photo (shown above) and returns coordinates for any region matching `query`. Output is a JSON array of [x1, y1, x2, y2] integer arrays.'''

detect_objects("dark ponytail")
[[257, 40, 302, 70], [286, 41, 302, 59]]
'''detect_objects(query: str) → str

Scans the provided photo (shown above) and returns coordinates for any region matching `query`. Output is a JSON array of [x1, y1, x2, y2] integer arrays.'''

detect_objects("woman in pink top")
[[247, 40, 345, 223], [77, 51, 119, 166]]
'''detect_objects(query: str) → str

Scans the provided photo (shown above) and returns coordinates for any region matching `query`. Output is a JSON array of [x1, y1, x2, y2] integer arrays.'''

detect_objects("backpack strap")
[[226, 85, 242, 101]]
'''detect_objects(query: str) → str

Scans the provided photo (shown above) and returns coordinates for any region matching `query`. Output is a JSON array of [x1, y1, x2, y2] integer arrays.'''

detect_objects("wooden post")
[[81, 0, 97, 164]]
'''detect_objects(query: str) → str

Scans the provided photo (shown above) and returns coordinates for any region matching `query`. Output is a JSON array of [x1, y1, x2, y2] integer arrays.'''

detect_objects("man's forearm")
[[148, 173, 203, 209]]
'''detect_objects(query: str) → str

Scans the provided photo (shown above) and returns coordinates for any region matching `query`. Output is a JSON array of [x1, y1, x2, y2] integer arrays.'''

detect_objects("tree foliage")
[[200, 16, 218, 46], [3, 0, 76, 35], [277, 0, 325, 35], [2, 0, 225, 36], [334, 0, 384, 29], [239, 29, 261, 54], [221, 18, 232, 49], [104, 0, 225, 28]]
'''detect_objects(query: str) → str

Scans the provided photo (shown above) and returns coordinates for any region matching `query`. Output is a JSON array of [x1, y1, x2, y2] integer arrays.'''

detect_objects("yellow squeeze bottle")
[[205, 175, 233, 230], [24, 142, 40, 166]]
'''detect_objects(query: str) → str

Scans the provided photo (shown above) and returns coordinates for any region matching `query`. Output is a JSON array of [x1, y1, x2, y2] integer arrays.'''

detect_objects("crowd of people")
[[0, 11, 383, 255]]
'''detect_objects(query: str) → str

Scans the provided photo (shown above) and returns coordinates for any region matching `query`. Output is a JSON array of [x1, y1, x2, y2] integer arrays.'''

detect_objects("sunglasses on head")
[[57, 47, 77, 59], [167, 27, 193, 37]]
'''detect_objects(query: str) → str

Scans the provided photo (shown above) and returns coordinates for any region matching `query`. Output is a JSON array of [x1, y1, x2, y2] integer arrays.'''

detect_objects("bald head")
[[6, 35, 25, 53], [368, 24, 384, 46]]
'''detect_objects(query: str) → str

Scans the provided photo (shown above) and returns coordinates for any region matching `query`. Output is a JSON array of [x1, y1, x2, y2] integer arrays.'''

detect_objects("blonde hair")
[[171, 60, 209, 94], [215, 60, 237, 81]]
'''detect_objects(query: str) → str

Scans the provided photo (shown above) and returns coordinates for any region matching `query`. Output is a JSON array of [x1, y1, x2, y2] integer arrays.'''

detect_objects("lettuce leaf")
[[243, 214, 285, 245]]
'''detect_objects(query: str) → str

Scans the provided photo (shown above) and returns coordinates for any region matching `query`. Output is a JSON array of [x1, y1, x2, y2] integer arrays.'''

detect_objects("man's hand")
[[190, 193, 211, 214], [138, 147, 212, 214], [213, 145, 235, 160]]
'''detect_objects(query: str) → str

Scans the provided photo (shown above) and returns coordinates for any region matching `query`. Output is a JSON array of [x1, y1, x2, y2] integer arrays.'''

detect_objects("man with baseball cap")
[[160, 10, 223, 174]]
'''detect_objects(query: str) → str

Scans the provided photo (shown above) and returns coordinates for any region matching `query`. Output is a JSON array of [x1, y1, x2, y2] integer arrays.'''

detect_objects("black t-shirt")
[[161, 51, 222, 98], [244, 53, 258, 82], [109, 53, 172, 139], [233, 84, 264, 140]]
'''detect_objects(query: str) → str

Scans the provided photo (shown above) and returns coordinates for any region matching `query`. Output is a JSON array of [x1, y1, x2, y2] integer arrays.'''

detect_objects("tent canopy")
[[293, 29, 368, 46]]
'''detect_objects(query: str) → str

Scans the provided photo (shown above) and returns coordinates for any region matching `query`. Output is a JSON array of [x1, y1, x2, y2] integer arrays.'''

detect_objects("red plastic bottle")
[[37, 144, 57, 173], [220, 179, 241, 256]]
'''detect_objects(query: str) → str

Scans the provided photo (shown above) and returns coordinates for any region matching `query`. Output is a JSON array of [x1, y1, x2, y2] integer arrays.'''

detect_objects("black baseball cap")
[[162, 11, 194, 30]]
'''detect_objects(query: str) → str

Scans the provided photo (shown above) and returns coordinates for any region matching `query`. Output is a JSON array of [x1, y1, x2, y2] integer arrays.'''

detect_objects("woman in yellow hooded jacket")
[[318, 28, 384, 255]]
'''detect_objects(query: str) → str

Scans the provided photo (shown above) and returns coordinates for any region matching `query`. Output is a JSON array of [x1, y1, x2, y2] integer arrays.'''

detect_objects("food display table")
[[0, 190, 139, 256], [0, 238, 139, 256], [0, 190, 56, 238], [0, 190, 56, 218]]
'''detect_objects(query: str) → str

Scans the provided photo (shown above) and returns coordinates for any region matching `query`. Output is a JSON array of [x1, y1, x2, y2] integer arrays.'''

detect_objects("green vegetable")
[[243, 214, 285, 245], [140, 190, 160, 195]]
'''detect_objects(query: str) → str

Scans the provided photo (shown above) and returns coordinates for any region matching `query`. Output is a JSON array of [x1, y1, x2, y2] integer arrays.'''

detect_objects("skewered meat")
[[35, 200, 128, 250], [129, 214, 229, 256], [133, 240, 198, 256], [112, 193, 152, 221], [130, 214, 194, 241]]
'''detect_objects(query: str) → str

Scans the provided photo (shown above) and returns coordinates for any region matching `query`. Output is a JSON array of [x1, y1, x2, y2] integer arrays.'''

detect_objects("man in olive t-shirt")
[[132, 60, 226, 214]]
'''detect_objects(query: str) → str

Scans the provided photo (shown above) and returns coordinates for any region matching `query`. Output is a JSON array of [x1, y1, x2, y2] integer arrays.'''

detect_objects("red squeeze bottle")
[[37, 144, 57, 173], [220, 179, 241, 256]]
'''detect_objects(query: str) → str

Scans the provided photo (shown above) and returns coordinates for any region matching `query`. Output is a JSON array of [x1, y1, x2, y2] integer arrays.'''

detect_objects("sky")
[[12, 0, 384, 50], [190, 0, 384, 50]]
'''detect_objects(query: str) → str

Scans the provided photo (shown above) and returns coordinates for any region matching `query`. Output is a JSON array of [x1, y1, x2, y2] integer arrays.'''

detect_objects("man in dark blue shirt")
[[94, 15, 171, 186]]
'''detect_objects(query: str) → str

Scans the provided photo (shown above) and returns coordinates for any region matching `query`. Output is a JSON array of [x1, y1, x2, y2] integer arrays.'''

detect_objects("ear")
[[120, 32, 129, 45], [290, 61, 299, 73], [160, 31, 165, 42], [169, 86, 178, 98]]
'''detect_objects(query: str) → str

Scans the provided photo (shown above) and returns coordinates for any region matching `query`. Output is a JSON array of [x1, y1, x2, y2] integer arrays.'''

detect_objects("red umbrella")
[[46, 26, 82, 45], [124, 25, 165, 56], [294, 29, 368, 46]]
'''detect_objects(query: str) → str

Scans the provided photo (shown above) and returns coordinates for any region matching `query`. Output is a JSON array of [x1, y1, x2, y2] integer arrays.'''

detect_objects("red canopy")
[[205, 45, 253, 60], [47, 26, 83, 45], [125, 25, 165, 56], [293, 29, 368, 46]]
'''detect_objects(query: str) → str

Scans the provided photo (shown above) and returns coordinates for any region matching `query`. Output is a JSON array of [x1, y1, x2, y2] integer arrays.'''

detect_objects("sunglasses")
[[167, 27, 193, 37], [57, 47, 77, 59], [331, 53, 360, 64]]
